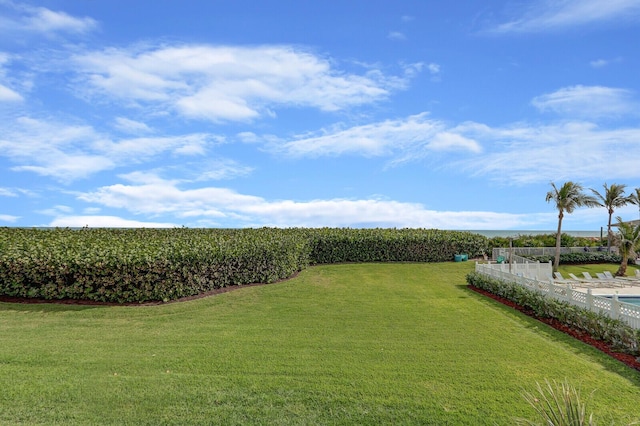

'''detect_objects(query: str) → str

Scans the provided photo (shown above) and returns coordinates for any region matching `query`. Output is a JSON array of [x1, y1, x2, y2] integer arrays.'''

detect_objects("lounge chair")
[[582, 272, 619, 288], [595, 272, 625, 287], [603, 270, 640, 286], [567, 273, 599, 287], [550, 272, 574, 288], [568, 272, 587, 281]]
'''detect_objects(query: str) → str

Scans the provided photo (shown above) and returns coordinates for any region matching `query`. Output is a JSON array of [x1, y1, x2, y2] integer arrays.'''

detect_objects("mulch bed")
[[468, 285, 640, 372]]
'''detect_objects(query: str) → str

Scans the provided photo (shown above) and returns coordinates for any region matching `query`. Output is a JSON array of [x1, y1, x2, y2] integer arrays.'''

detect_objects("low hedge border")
[[466, 271, 640, 356], [524, 252, 622, 265]]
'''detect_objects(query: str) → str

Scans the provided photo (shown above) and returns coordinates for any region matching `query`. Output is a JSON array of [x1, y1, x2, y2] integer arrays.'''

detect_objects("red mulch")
[[468, 285, 640, 372]]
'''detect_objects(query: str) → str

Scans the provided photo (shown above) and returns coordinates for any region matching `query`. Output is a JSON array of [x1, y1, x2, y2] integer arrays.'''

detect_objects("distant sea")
[[463, 230, 602, 238]]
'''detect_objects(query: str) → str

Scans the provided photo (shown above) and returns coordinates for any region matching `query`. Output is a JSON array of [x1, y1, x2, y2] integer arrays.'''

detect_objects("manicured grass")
[[1, 262, 639, 425], [559, 262, 640, 277]]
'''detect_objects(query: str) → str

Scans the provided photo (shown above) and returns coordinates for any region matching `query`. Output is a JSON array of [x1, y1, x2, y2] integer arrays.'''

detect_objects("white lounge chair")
[[551, 272, 575, 288], [582, 271, 619, 288], [603, 270, 640, 286], [595, 272, 625, 287], [567, 273, 599, 287]]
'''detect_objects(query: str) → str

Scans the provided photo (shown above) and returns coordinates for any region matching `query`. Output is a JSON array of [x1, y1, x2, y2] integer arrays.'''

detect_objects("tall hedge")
[[307, 228, 486, 264], [0, 227, 487, 303]]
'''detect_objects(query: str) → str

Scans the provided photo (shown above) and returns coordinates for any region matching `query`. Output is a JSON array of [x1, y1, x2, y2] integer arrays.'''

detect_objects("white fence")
[[493, 246, 618, 260], [480, 258, 553, 281], [475, 262, 640, 329]]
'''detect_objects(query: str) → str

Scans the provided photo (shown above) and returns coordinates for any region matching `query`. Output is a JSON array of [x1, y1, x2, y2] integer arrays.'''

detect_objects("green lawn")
[[559, 262, 640, 277], [1, 262, 639, 425]]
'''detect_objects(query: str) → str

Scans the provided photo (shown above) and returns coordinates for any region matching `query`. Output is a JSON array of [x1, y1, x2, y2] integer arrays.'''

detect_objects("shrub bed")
[[466, 271, 640, 355], [0, 227, 487, 303]]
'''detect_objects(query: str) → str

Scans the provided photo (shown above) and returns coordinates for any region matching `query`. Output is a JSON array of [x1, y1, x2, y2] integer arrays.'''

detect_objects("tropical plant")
[[629, 187, 640, 220], [591, 183, 633, 252], [545, 182, 600, 272], [614, 216, 640, 277], [515, 379, 595, 426]]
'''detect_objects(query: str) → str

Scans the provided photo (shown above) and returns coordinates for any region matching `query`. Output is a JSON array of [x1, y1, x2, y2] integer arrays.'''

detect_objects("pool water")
[[604, 296, 640, 306]]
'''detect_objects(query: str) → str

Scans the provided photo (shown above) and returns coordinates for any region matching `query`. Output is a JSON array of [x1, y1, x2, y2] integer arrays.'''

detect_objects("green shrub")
[[0, 227, 488, 303], [0, 227, 312, 303], [306, 228, 487, 264]]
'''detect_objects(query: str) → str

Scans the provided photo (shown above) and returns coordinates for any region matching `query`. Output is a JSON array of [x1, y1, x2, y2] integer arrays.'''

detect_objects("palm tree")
[[590, 183, 633, 252], [613, 216, 640, 276], [546, 182, 599, 272], [628, 187, 640, 220]]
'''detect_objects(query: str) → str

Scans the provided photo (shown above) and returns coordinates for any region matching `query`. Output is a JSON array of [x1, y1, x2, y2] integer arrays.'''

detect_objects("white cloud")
[[76, 174, 545, 229], [427, 132, 482, 153], [0, 83, 22, 101], [49, 215, 177, 228], [490, 0, 640, 33], [0, 117, 114, 181], [0, 1, 97, 36], [590, 57, 622, 68], [0, 53, 23, 101], [113, 117, 153, 134], [427, 63, 440, 75], [532, 85, 637, 119], [195, 158, 254, 181], [455, 120, 640, 184], [0, 214, 19, 223], [272, 113, 481, 162], [24, 7, 97, 34], [0, 187, 17, 197], [0, 116, 217, 181], [236, 132, 260, 143], [70, 44, 416, 122], [387, 31, 406, 41], [37, 204, 74, 217], [590, 59, 608, 68], [14, 156, 115, 181]]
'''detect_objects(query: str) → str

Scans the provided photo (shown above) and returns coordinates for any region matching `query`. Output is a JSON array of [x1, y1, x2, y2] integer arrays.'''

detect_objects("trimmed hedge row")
[[307, 228, 487, 264], [466, 271, 639, 355], [524, 252, 622, 265], [0, 227, 488, 303], [0, 228, 310, 303]]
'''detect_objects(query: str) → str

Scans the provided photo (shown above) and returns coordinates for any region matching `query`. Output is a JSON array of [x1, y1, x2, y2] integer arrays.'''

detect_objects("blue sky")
[[1, 0, 639, 230]]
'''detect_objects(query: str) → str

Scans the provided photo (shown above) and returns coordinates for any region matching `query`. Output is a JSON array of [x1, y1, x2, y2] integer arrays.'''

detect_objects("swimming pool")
[[604, 296, 640, 306]]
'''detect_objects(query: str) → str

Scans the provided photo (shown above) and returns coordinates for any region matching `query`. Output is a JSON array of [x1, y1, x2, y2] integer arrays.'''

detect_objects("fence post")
[[611, 294, 620, 320], [586, 289, 593, 312]]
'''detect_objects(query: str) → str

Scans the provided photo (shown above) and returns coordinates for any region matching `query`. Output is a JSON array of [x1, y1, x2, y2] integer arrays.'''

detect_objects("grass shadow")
[[0, 301, 107, 313]]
